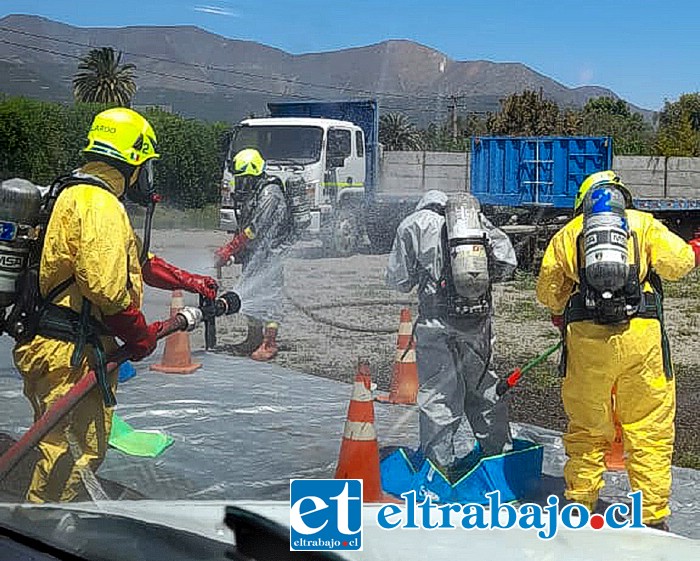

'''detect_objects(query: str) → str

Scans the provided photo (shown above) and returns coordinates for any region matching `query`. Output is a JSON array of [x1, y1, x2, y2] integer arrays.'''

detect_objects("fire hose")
[[496, 340, 562, 397], [0, 291, 241, 480], [283, 290, 416, 334]]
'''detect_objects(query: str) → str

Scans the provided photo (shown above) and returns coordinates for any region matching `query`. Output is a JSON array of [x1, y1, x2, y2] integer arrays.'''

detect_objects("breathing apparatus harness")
[[559, 214, 673, 380], [567, 231, 649, 325], [4, 169, 158, 406]]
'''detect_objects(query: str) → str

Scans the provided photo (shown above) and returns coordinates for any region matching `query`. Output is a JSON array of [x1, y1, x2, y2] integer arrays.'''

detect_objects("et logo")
[[289, 479, 363, 551]]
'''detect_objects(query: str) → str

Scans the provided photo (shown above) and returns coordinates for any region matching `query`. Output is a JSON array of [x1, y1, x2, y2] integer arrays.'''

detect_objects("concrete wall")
[[666, 157, 700, 198], [380, 151, 700, 200], [612, 156, 666, 198], [379, 151, 469, 194]]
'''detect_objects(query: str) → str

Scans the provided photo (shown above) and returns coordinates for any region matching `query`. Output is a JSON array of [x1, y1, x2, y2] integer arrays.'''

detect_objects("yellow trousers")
[[562, 317, 675, 524], [13, 336, 117, 503]]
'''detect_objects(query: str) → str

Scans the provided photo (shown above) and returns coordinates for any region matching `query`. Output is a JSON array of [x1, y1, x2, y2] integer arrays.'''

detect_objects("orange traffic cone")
[[605, 386, 626, 471], [150, 290, 202, 375], [335, 360, 387, 502], [377, 308, 418, 405]]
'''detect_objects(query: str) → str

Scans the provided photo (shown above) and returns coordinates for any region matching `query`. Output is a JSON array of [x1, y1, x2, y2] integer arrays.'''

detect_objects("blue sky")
[[2, 0, 698, 110]]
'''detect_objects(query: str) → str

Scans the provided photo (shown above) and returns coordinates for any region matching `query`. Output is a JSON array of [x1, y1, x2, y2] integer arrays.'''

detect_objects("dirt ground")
[[153, 229, 700, 469]]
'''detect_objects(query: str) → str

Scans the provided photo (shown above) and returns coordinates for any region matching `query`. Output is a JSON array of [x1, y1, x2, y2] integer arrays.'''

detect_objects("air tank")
[[285, 176, 311, 234], [0, 178, 42, 308], [445, 192, 489, 301], [582, 185, 629, 295]]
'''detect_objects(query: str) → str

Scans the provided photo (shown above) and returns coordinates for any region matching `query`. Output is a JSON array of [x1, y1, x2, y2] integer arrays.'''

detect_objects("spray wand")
[[496, 341, 563, 397]]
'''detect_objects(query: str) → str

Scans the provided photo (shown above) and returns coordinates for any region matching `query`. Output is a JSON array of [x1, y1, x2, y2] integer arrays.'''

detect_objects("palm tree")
[[73, 47, 137, 106], [379, 112, 423, 151]]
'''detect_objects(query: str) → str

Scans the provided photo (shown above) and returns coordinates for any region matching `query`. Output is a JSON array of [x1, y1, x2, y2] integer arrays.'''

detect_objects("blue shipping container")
[[470, 136, 613, 209]]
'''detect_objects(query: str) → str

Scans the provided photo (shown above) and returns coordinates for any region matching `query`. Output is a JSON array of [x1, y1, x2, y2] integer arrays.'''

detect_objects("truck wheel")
[[515, 234, 537, 273], [368, 230, 393, 254], [325, 209, 358, 257], [366, 219, 397, 254]]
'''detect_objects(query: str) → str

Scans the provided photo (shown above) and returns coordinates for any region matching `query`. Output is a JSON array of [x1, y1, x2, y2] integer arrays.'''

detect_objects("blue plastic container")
[[380, 439, 544, 505], [118, 361, 137, 384]]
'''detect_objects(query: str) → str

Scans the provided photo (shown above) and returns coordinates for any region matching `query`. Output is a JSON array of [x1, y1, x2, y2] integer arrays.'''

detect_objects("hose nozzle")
[[177, 291, 241, 334], [177, 307, 203, 332], [214, 291, 241, 317]]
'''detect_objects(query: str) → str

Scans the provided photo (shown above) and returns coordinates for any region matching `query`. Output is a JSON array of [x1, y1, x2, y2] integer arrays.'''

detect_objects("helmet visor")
[[127, 159, 157, 207]]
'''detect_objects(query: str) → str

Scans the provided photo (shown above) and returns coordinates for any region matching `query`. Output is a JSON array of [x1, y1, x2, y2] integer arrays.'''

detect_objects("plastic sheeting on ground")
[[0, 338, 698, 539]]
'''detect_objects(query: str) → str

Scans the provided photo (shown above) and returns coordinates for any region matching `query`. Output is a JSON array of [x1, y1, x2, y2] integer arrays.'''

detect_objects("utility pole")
[[450, 95, 458, 143]]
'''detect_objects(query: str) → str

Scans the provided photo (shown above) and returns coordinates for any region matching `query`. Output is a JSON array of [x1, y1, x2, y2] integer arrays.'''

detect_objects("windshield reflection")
[[232, 126, 324, 165]]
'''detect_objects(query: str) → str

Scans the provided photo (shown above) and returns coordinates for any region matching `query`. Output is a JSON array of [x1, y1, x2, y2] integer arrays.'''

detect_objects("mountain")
[[0, 14, 652, 124]]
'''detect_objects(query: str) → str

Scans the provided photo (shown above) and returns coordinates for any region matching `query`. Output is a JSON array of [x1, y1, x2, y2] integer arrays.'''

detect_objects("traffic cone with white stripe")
[[377, 308, 418, 405], [335, 360, 383, 502], [605, 386, 626, 471], [150, 290, 202, 375]]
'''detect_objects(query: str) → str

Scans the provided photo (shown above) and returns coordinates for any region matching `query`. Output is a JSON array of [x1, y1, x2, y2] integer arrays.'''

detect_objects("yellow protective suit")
[[536, 209, 695, 524], [13, 161, 143, 503]]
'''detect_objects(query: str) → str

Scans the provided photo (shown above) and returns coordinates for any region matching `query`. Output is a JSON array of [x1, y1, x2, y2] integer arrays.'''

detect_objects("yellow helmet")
[[574, 170, 632, 213], [84, 107, 160, 166], [232, 148, 265, 177]]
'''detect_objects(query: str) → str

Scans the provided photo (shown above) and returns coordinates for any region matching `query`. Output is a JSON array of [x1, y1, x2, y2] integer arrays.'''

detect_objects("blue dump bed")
[[267, 99, 380, 196], [470, 136, 613, 209]]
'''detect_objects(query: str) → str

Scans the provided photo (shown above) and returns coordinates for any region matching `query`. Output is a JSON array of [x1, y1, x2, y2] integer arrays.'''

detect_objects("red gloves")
[[689, 238, 700, 267], [551, 314, 564, 333], [142, 255, 218, 301], [214, 228, 254, 268], [103, 304, 163, 361]]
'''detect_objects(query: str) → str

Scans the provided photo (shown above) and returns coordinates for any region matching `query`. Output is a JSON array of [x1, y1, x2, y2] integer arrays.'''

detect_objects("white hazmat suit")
[[386, 190, 517, 471]]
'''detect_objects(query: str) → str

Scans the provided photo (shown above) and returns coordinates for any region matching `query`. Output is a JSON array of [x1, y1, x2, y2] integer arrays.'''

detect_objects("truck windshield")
[[232, 125, 323, 165]]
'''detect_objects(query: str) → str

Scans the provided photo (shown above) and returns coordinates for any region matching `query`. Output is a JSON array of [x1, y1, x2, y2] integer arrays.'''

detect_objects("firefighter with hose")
[[213, 148, 292, 361], [536, 170, 700, 530], [0, 108, 218, 503]]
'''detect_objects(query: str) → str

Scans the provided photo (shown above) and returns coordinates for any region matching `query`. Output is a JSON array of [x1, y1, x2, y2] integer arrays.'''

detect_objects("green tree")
[[655, 93, 700, 156], [0, 97, 66, 183], [558, 109, 583, 136], [419, 113, 489, 152], [73, 47, 137, 106], [420, 122, 459, 151], [487, 90, 562, 135], [379, 112, 423, 151], [579, 97, 653, 154], [143, 108, 225, 208], [0, 96, 226, 209]]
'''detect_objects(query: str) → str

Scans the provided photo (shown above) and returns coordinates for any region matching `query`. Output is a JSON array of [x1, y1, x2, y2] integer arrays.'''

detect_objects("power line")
[[0, 38, 313, 100], [1, 26, 460, 104], [1, 35, 494, 119]]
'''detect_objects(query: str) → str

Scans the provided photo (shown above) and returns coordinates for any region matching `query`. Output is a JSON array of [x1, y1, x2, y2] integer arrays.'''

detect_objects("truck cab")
[[220, 117, 366, 253]]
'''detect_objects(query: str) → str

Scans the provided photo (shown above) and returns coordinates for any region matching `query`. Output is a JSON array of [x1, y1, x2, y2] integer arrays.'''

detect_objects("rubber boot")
[[646, 519, 670, 532], [251, 323, 278, 361]]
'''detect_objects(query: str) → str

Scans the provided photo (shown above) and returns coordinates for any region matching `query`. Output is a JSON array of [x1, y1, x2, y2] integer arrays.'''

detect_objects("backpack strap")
[[38, 173, 111, 305], [37, 173, 116, 405], [561, 228, 671, 379]]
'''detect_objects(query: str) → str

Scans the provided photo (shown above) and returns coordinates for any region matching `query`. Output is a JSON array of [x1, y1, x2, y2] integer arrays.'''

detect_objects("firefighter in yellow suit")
[[12, 108, 217, 503], [536, 170, 700, 530]]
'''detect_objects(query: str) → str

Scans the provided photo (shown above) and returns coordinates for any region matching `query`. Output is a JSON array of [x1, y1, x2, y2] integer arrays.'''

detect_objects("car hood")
[[1, 500, 698, 561]]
